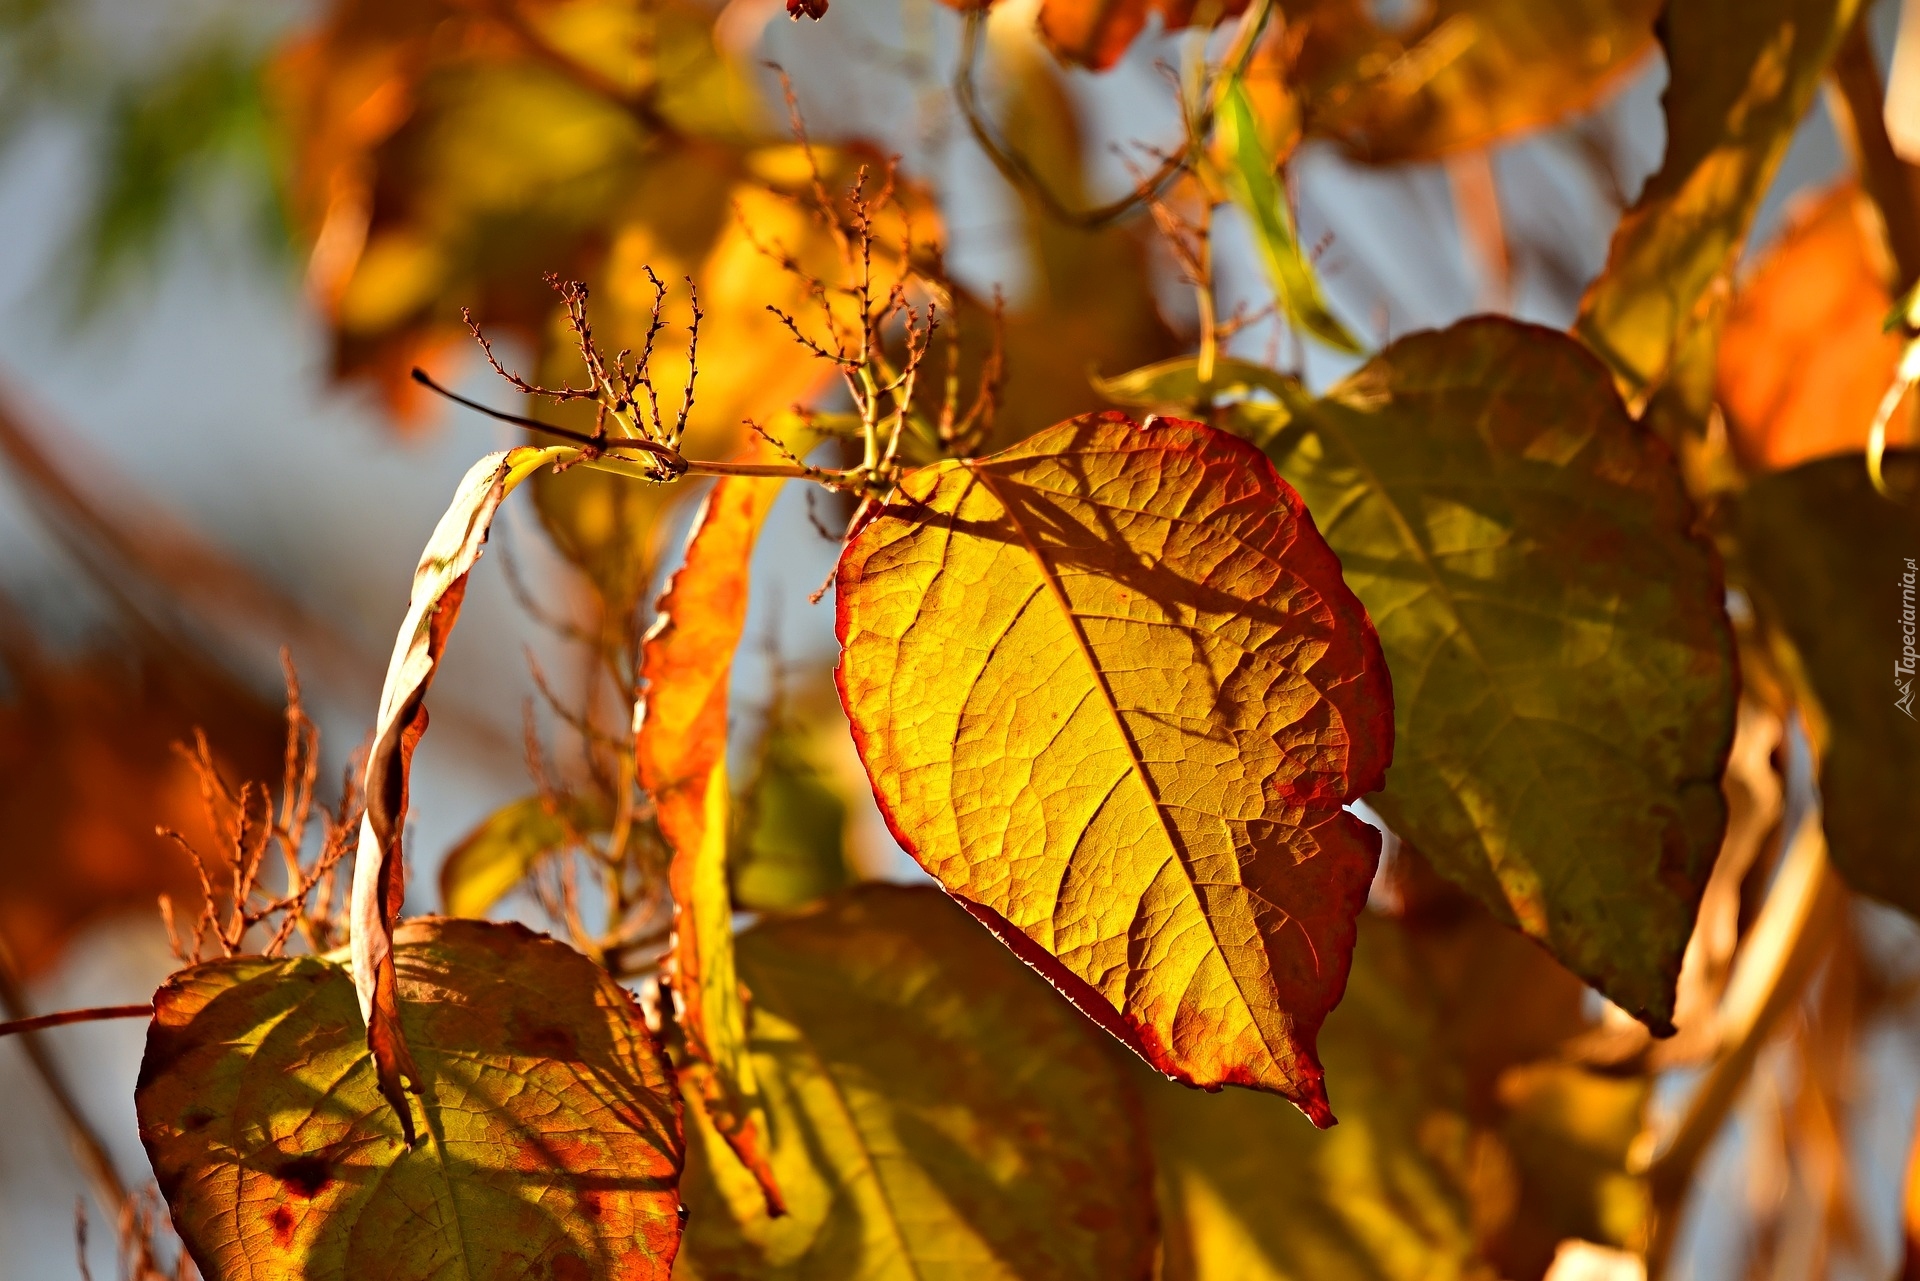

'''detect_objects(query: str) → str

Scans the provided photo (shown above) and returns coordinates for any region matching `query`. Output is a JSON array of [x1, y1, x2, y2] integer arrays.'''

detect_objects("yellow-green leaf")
[[1143, 912, 1491, 1281], [1091, 354, 1302, 415], [1574, 0, 1864, 402], [1217, 77, 1364, 356], [137, 917, 684, 1281], [1248, 319, 1735, 1031], [439, 793, 610, 920], [834, 411, 1393, 1121], [730, 708, 853, 914], [675, 885, 1157, 1280], [352, 444, 572, 1142], [1737, 451, 1920, 916]]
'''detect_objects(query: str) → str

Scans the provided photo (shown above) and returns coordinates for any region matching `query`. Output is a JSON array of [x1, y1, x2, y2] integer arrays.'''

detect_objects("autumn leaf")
[[352, 444, 570, 1143], [439, 793, 610, 919], [730, 693, 854, 915], [1216, 74, 1363, 355], [1141, 911, 1490, 1281], [137, 917, 684, 1281], [675, 884, 1157, 1280], [1288, 0, 1661, 164], [636, 463, 787, 1213], [1018, 0, 1246, 73], [1575, 0, 1863, 402], [1737, 452, 1920, 920], [1718, 181, 1910, 472], [1247, 318, 1735, 1031], [834, 411, 1392, 1120]]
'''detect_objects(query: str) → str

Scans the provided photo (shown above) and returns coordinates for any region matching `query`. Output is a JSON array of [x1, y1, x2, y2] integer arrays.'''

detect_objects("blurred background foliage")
[[1, 0, 1919, 1279]]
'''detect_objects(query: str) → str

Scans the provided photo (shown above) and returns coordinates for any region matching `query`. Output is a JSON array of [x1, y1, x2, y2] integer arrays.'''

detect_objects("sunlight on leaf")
[[675, 884, 1157, 1280], [1247, 319, 1735, 1031], [1144, 911, 1490, 1281], [636, 463, 788, 1213], [1718, 181, 1910, 473], [1575, 0, 1863, 403], [137, 917, 684, 1281], [835, 411, 1393, 1120]]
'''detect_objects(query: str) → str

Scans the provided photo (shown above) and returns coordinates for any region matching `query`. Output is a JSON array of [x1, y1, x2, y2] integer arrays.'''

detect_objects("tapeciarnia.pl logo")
[[1901, 556, 1917, 720]]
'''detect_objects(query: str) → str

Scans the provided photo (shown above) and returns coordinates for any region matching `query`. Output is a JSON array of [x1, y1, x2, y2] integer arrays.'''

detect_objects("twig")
[[0, 1005, 154, 1040]]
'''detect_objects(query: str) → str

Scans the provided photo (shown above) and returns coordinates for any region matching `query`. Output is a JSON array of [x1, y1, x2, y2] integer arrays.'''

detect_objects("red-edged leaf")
[[833, 411, 1393, 1124]]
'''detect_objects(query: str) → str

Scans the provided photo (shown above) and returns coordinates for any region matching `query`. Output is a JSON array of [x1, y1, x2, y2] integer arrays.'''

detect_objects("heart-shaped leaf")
[[834, 411, 1393, 1122], [1249, 318, 1735, 1030], [136, 917, 684, 1281]]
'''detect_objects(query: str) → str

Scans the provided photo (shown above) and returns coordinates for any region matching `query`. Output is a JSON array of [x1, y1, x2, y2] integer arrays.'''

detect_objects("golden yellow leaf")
[[834, 411, 1393, 1120]]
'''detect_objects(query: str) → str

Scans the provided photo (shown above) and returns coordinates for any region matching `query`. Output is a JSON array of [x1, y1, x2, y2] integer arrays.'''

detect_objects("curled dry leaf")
[[1575, 0, 1863, 402], [677, 885, 1157, 1280], [137, 917, 684, 1281], [1249, 319, 1735, 1032], [1717, 181, 1910, 473], [834, 411, 1393, 1122], [636, 463, 787, 1213], [352, 444, 570, 1144]]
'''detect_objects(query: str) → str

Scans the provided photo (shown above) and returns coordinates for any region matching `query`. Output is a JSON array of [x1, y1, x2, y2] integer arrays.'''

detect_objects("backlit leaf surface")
[[636, 466, 786, 1209], [1249, 319, 1734, 1030], [1717, 181, 1909, 472], [352, 444, 571, 1140], [1738, 453, 1920, 917], [1575, 0, 1862, 401], [137, 917, 684, 1281], [1143, 912, 1489, 1281], [1290, 0, 1660, 164], [675, 885, 1157, 1280], [834, 411, 1393, 1120]]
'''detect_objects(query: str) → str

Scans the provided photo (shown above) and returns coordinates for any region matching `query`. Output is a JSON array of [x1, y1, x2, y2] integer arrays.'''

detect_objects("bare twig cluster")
[[158, 654, 361, 964], [76, 1188, 198, 1281]]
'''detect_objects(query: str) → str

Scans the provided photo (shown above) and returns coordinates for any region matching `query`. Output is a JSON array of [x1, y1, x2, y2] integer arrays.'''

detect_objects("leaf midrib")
[[965, 461, 1275, 1076]]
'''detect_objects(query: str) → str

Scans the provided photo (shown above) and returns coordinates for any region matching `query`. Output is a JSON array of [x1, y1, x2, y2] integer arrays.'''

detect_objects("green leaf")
[[730, 710, 853, 914], [136, 917, 685, 1281], [1142, 912, 1488, 1281], [1216, 77, 1364, 356], [1248, 318, 1735, 1030], [1737, 452, 1920, 916], [1574, 0, 1864, 401], [676, 885, 1158, 1280], [1091, 354, 1305, 415], [439, 793, 610, 919]]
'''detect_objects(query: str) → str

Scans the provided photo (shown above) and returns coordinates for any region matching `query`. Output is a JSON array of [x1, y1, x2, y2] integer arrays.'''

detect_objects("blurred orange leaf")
[[1718, 181, 1909, 472], [834, 411, 1393, 1120]]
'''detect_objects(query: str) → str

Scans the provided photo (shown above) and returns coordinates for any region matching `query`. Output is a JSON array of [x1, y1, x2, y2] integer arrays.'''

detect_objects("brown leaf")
[[834, 411, 1393, 1121]]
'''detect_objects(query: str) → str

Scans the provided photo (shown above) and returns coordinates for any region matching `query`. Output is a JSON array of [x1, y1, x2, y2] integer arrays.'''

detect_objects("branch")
[[0, 1004, 154, 1039], [1829, 12, 1920, 294]]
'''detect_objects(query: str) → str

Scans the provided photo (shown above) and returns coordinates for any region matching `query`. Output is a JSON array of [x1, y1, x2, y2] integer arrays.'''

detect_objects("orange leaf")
[[1718, 181, 1910, 472], [635, 458, 787, 1213], [1032, 0, 1248, 72], [834, 411, 1393, 1123], [351, 445, 571, 1145]]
